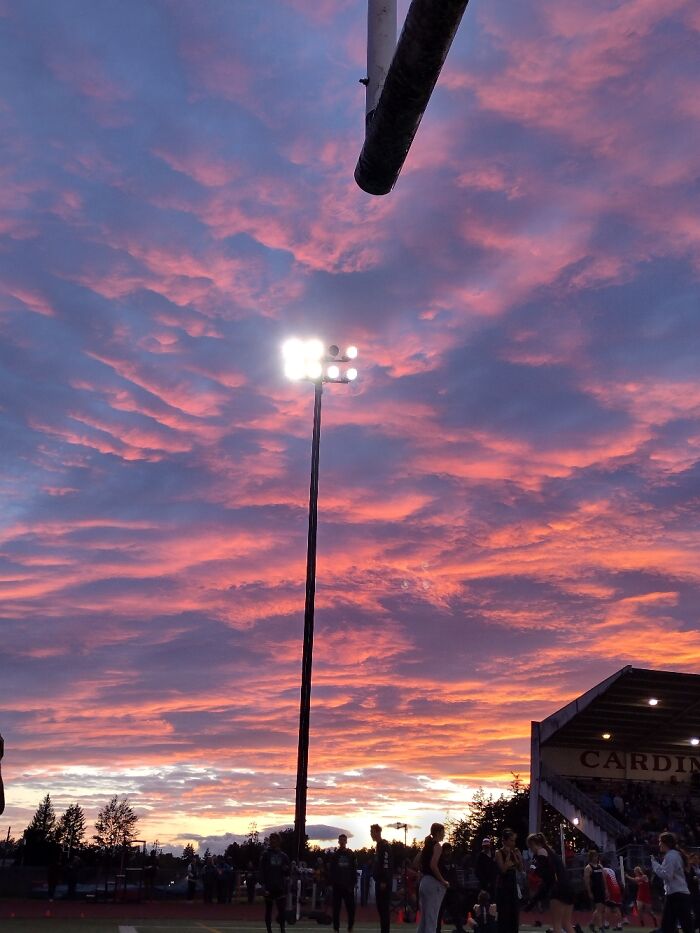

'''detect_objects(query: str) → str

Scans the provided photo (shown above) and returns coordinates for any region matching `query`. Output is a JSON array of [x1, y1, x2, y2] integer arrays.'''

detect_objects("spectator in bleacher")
[[625, 866, 657, 927], [494, 829, 522, 933], [650, 832, 693, 933], [584, 850, 607, 933]]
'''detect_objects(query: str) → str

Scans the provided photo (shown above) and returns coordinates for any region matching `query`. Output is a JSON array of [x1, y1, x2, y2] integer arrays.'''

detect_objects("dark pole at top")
[[355, 0, 470, 195]]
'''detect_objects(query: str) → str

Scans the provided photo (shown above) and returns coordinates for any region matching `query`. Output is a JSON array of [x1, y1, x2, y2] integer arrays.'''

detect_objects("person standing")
[[651, 832, 693, 933], [437, 841, 463, 932], [371, 824, 394, 933], [261, 833, 291, 933], [584, 850, 606, 933], [494, 829, 522, 933], [417, 823, 450, 933], [625, 866, 656, 927], [0, 733, 5, 815], [526, 833, 575, 933], [330, 834, 357, 933], [476, 839, 498, 898], [186, 854, 198, 902]]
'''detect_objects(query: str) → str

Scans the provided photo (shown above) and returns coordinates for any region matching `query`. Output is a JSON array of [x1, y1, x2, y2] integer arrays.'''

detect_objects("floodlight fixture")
[[691, 738, 700, 746], [282, 340, 360, 385], [306, 338, 324, 361], [602, 732, 612, 740], [648, 697, 659, 706]]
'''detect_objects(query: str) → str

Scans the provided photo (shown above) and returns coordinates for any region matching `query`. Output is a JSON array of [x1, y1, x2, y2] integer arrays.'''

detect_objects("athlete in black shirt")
[[330, 834, 357, 932], [371, 824, 394, 933], [260, 833, 291, 933]]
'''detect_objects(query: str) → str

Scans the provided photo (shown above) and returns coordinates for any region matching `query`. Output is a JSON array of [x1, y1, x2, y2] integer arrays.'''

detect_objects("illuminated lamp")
[[602, 732, 612, 740]]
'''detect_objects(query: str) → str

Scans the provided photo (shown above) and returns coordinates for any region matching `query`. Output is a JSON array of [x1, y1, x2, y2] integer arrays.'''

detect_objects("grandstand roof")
[[538, 666, 700, 754]]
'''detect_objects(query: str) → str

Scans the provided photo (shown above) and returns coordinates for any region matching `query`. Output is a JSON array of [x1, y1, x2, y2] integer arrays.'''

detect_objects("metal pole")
[[293, 381, 323, 866], [355, 0, 471, 195], [366, 0, 397, 126]]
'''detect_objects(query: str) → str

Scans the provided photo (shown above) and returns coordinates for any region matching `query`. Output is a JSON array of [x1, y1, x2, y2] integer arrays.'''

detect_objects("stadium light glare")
[[648, 697, 659, 706], [305, 338, 324, 361], [326, 364, 340, 380], [573, 817, 580, 826], [346, 345, 358, 360], [283, 337, 305, 361], [346, 367, 358, 381], [691, 738, 700, 746], [602, 732, 612, 740]]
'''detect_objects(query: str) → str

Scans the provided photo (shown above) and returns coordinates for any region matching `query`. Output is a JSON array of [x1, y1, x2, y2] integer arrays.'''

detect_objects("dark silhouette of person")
[[65, 854, 80, 899], [246, 860, 257, 902], [144, 848, 158, 900], [261, 833, 290, 933], [476, 839, 498, 898], [371, 824, 393, 933], [0, 733, 5, 815], [330, 833, 357, 933]]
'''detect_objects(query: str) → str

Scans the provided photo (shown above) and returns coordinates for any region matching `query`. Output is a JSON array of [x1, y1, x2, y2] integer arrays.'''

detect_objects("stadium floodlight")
[[691, 738, 700, 746], [346, 345, 358, 360], [602, 732, 612, 740], [572, 817, 580, 826], [283, 339, 358, 866], [648, 697, 659, 706]]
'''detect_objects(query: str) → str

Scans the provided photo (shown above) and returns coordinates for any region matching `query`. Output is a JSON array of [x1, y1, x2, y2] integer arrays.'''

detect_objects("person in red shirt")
[[626, 866, 657, 927]]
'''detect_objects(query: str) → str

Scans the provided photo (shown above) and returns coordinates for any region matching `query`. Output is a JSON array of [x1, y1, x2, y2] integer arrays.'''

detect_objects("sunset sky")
[[1, 0, 699, 855]]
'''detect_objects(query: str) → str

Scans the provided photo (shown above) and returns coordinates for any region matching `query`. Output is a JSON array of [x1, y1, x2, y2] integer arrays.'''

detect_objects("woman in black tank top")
[[417, 824, 450, 933]]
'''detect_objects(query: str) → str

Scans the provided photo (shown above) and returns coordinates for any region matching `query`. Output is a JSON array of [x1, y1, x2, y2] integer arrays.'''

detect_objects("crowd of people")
[[574, 780, 700, 848]]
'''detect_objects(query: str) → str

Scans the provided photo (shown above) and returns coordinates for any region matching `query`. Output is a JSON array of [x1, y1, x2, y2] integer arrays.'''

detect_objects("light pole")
[[283, 339, 359, 866], [390, 822, 409, 920]]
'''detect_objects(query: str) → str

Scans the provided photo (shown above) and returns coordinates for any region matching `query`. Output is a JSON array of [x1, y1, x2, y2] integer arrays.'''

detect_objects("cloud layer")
[[0, 0, 699, 850]]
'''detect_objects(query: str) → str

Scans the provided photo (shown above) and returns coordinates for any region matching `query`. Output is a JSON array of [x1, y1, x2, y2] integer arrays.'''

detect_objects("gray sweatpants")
[[418, 875, 446, 933]]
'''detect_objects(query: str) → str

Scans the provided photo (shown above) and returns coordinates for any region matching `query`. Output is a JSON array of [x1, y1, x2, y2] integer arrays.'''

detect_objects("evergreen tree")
[[93, 795, 139, 848], [182, 843, 196, 863], [27, 793, 57, 840], [56, 803, 87, 851]]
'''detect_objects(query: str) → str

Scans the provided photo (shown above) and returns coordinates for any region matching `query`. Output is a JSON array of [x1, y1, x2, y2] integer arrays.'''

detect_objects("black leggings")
[[661, 892, 693, 933], [265, 893, 287, 933]]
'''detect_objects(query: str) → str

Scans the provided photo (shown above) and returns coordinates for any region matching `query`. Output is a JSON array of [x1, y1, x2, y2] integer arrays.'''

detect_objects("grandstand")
[[529, 667, 700, 851]]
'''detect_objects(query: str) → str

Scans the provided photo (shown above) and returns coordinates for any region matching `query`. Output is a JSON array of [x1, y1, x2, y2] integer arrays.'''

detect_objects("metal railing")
[[541, 763, 630, 839]]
